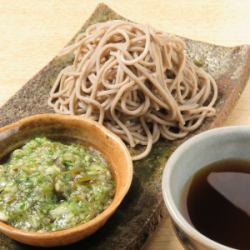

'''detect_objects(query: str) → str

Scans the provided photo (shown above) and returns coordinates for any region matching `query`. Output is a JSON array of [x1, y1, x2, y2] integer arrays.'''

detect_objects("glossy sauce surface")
[[183, 159, 250, 250]]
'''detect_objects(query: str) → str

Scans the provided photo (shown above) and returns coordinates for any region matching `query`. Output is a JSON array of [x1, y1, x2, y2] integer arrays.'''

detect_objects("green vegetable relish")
[[0, 137, 115, 232]]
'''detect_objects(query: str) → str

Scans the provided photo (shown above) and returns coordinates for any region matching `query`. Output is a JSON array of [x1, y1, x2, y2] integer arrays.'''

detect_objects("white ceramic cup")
[[162, 126, 250, 250]]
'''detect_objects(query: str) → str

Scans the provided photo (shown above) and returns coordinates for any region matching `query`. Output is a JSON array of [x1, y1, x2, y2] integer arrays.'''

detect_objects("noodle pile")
[[48, 20, 218, 160]]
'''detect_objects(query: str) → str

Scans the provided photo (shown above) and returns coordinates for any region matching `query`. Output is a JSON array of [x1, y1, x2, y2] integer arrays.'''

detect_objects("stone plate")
[[0, 3, 250, 250]]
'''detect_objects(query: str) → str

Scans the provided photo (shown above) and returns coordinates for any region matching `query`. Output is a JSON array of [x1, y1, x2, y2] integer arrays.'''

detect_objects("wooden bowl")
[[0, 114, 133, 247]]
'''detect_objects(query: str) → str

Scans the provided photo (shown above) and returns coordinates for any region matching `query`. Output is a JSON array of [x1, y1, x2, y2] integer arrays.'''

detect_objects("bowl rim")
[[0, 113, 133, 240], [161, 126, 250, 250]]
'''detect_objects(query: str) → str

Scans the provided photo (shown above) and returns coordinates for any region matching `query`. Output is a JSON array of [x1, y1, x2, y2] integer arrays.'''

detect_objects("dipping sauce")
[[182, 159, 250, 250], [0, 137, 115, 232]]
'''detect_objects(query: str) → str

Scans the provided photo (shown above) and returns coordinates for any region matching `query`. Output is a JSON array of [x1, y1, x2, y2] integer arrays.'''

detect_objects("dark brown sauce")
[[182, 159, 250, 250]]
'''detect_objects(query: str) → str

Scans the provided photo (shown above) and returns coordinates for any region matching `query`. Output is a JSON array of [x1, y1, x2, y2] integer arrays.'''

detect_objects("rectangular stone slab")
[[0, 3, 250, 250]]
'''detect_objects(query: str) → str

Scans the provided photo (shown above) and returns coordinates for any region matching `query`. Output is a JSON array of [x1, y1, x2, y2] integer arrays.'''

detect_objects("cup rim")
[[162, 126, 250, 250]]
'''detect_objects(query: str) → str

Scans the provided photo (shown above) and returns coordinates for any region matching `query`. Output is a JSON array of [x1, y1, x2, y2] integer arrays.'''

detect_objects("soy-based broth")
[[182, 159, 250, 250]]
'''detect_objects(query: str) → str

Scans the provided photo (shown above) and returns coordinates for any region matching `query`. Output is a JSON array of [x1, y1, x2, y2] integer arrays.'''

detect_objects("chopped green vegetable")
[[193, 58, 205, 67], [0, 137, 115, 232]]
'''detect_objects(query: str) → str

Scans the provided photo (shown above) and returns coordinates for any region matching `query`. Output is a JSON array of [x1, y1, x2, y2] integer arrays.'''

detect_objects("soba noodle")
[[48, 20, 218, 160]]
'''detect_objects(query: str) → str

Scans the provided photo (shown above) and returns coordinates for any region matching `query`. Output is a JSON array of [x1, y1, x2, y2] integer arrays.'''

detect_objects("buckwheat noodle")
[[48, 20, 218, 160]]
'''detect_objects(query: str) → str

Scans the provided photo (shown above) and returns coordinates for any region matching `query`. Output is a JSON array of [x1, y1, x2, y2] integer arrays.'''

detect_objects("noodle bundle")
[[48, 20, 218, 160]]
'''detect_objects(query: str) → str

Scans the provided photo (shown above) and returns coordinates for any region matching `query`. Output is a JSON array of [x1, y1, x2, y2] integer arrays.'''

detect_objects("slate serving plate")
[[0, 3, 250, 250]]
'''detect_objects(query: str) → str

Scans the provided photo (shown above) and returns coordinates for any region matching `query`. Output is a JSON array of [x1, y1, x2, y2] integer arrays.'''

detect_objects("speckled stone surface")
[[0, 3, 250, 250]]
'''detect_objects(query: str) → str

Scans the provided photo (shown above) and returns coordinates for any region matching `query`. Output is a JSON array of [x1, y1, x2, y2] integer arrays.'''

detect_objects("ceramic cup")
[[0, 114, 133, 247], [162, 126, 250, 250]]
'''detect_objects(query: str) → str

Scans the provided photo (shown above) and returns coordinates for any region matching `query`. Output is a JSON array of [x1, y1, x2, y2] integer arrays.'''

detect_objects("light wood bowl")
[[0, 114, 133, 247]]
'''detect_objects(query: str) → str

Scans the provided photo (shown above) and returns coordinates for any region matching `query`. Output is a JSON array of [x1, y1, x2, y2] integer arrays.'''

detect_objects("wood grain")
[[0, 1, 250, 250]]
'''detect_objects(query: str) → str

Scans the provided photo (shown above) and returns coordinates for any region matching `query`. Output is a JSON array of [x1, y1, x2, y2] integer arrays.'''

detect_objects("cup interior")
[[163, 126, 250, 249]]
